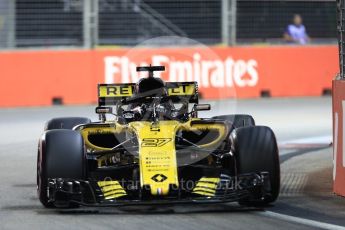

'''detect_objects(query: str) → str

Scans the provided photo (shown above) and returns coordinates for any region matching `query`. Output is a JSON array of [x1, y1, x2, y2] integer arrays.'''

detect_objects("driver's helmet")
[[136, 76, 167, 97]]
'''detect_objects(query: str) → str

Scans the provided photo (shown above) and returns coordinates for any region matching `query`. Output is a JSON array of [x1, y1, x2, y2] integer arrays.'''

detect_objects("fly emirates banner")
[[0, 46, 338, 106]]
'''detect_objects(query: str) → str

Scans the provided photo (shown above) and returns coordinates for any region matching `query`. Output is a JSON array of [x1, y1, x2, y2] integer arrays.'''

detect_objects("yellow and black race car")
[[37, 66, 280, 208]]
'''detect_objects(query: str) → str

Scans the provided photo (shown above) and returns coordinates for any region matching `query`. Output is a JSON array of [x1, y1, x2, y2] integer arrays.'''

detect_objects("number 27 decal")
[[141, 138, 172, 147]]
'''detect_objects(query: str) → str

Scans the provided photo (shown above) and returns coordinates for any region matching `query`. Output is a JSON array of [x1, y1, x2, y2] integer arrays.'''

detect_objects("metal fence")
[[0, 0, 338, 49], [337, 0, 345, 78]]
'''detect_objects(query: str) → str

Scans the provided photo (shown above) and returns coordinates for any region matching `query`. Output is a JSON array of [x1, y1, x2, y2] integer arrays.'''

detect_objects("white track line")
[[260, 211, 345, 230], [279, 135, 332, 146], [278, 135, 332, 153]]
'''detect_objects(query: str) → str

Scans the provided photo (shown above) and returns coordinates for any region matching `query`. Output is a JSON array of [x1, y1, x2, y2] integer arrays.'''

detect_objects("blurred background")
[[0, 0, 337, 49], [0, 0, 338, 107]]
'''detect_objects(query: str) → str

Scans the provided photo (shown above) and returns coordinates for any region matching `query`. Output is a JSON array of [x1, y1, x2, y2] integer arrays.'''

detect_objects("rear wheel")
[[37, 130, 86, 208], [45, 117, 91, 130], [231, 126, 280, 206]]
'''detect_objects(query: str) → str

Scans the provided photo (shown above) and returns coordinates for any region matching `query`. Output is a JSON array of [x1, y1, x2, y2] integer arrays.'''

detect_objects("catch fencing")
[[0, 0, 337, 49]]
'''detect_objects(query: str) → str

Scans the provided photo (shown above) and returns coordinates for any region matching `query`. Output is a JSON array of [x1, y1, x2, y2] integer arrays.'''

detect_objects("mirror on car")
[[194, 104, 211, 111], [95, 106, 113, 114]]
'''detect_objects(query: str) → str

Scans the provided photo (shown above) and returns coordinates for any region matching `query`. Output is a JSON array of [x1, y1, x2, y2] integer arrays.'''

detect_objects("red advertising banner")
[[0, 45, 338, 107]]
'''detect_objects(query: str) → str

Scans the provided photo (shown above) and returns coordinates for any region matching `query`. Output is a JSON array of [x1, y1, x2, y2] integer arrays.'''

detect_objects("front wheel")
[[231, 126, 280, 206], [212, 114, 255, 129], [45, 117, 91, 130], [37, 130, 86, 208], [212, 114, 256, 151]]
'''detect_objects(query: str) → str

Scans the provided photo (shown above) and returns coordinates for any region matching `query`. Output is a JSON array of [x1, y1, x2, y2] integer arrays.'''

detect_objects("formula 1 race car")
[[37, 66, 280, 208]]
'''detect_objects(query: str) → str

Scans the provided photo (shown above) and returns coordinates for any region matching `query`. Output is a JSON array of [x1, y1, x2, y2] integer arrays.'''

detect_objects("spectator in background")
[[283, 14, 310, 45]]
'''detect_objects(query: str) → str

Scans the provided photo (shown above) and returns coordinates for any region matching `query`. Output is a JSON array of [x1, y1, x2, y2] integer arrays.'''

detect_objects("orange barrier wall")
[[0, 45, 338, 107], [333, 79, 345, 195]]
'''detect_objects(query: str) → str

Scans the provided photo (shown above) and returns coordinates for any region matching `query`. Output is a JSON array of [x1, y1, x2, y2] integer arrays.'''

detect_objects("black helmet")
[[135, 65, 167, 97], [137, 77, 166, 96]]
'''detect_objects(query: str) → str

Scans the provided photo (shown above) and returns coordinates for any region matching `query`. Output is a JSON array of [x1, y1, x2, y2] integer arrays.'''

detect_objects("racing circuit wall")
[[0, 45, 338, 107]]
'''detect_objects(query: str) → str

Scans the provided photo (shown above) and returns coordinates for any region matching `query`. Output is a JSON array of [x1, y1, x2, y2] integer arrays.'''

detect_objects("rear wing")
[[98, 82, 198, 106]]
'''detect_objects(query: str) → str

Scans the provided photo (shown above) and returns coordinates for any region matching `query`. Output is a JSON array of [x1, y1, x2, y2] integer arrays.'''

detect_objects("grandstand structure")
[[0, 0, 338, 49]]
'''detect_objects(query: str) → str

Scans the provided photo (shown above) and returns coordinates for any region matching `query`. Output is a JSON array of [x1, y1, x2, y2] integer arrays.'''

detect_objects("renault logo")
[[151, 174, 167, 183]]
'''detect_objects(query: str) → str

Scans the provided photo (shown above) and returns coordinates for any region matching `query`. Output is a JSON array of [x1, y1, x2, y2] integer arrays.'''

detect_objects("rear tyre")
[[45, 117, 91, 130], [37, 130, 86, 208], [231, 126, 280, 206]]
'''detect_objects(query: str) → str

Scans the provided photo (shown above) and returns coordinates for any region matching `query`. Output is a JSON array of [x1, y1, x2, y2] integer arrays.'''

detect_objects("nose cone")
[[130, 120, 180, 196]]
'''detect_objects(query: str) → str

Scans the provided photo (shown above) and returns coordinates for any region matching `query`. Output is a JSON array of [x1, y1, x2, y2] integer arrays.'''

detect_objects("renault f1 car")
[[37, 66, 280, 208]]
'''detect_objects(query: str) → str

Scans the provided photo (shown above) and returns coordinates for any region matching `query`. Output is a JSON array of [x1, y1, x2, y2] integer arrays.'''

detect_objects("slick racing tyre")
[[45, 117, 91, 130], [231, 126, 280, 206], [212, 114, 255, 129], [37, 130, 86, 207], [213, 114, 255, 151]]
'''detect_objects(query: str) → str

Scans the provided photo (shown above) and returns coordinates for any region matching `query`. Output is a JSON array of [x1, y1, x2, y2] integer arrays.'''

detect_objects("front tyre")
[[231, 126, 280, 206], [45, 117, 91, 130], [212, 114, 255, 129], [213, 114, 256, 151], [37, 130, 86, 208]]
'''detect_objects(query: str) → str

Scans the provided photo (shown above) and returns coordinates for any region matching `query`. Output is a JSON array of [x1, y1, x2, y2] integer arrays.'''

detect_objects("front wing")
[[47, 172, 271, 207]]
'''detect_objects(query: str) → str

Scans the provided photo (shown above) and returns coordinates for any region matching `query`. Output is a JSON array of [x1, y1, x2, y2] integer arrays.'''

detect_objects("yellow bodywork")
[[97, 180, 127, 199], [192, 177, 220, 196], [98, 83, 196, 98], [77, 119, 228, 196], [99, 85, 134, 97], [130, 121, 180, 195]]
